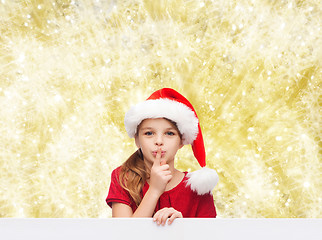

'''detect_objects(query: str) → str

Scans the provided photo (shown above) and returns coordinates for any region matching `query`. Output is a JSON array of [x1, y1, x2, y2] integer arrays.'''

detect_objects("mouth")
[[152, 151, 166, 157]]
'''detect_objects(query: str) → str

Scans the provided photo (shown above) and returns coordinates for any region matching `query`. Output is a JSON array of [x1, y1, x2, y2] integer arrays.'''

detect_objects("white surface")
[[1, 218, 321, 240]]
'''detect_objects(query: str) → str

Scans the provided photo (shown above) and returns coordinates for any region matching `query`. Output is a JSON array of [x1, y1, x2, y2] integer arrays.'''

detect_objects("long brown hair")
[[119, 149, 147, 206], [119, 118, 182, 207]]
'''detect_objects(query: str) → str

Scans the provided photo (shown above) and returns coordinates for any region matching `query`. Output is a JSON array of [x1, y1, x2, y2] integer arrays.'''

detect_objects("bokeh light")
[[0, 0, 321, 218]]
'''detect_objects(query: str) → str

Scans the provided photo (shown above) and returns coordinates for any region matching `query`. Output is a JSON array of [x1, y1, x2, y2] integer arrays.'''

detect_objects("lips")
[[152, 151, 166, 157]]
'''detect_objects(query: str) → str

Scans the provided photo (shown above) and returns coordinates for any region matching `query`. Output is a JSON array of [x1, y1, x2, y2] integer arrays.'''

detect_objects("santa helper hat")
[[124, 88, 219, 195]]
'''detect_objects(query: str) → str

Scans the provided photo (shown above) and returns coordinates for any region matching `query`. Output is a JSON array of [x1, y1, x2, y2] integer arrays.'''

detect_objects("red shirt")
[[106, 166, 216, 217]]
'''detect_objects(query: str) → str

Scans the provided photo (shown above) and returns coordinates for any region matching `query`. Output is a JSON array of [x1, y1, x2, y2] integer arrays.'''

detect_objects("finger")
[[162, 170, 172, 176], [153, 216, 158, 224], [156, 215, 163, 226], [168, 212, 180, 225], [153, 148, 162, 166], [154, 209, 169, 226], [159, 164, 170, 171], [153, 211, 161, 225], [157, 148, 167, 166], [164, 174, 172, 182], [160, 157, 166, 166], [161, 211, 170, 226]]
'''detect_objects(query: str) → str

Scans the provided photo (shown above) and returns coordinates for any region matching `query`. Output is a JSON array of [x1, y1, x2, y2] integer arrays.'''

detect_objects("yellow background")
[[0, 0, 321, 217]]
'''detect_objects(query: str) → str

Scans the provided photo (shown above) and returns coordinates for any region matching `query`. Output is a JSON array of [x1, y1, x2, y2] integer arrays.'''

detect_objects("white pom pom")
[[186, 167, 219, 195]]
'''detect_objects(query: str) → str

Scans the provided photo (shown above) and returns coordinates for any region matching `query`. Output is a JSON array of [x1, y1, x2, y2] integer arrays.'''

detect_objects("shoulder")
[[110, 166, 123, 182], [111, 166, 122, 175], [106, 166, 135, 210]]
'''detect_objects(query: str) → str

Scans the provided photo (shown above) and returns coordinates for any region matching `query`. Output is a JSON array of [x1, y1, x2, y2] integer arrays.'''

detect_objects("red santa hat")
[[124, 88, 219, 195]]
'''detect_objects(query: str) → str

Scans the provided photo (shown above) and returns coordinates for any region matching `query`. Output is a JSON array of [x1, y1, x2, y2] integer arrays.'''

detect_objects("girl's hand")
[[149, 148, 172, 196], [153, 207, 183, 226]]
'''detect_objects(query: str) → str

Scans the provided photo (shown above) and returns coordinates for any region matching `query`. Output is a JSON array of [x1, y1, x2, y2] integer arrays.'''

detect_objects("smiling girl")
[[106, 88, 219, 225]]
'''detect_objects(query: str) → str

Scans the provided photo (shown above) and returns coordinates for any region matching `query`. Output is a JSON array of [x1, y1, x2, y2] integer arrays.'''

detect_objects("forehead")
[[139, 118, 177, 129]]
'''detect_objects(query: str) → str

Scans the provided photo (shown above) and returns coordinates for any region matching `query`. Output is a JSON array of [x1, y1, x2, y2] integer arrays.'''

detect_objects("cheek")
[[137, 139, 151, 150]]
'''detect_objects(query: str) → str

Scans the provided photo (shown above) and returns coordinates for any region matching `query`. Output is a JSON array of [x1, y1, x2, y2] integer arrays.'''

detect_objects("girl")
[[106, 88, 219, 225]]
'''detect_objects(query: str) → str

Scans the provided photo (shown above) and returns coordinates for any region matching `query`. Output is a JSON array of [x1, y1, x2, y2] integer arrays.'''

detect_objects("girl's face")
[[135, 118, 184, 166]]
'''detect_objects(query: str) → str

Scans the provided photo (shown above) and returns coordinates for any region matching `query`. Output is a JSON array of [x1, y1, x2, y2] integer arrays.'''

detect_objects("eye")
[[166, 131, 175, 136], [144, 131, 153, 136]]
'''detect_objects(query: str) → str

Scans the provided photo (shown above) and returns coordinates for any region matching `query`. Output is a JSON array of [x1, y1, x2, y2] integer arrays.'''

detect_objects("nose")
[[155, 134, 163, 146]]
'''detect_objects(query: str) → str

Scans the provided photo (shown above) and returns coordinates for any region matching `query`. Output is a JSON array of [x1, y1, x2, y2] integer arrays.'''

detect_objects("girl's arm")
[[112, 188, 160, 217], [113, 148, 171, 217], [132, 187, 161, 217], [112, 202, 133, 217]]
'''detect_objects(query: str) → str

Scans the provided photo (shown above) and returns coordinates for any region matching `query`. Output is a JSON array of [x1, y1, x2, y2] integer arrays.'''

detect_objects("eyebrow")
[[165, 128, 177, 131], [139, 127, 153, 131], [139, 127, 177, 131]]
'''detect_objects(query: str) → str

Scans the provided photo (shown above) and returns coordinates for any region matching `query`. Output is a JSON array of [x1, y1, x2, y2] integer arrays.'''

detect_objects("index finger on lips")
[[158, 148, 167, 166], [153, 147, 162, 166]]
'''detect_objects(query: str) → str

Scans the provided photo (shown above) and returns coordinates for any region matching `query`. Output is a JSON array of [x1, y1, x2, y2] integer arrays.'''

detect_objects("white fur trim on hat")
[[186, 167, 219, 195], [124, 98, 199, 145]]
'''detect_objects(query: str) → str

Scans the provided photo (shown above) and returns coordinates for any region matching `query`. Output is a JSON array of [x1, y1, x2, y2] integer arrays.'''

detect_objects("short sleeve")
[[106, 167, 134, 209], [195, 193, 217, 218]]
